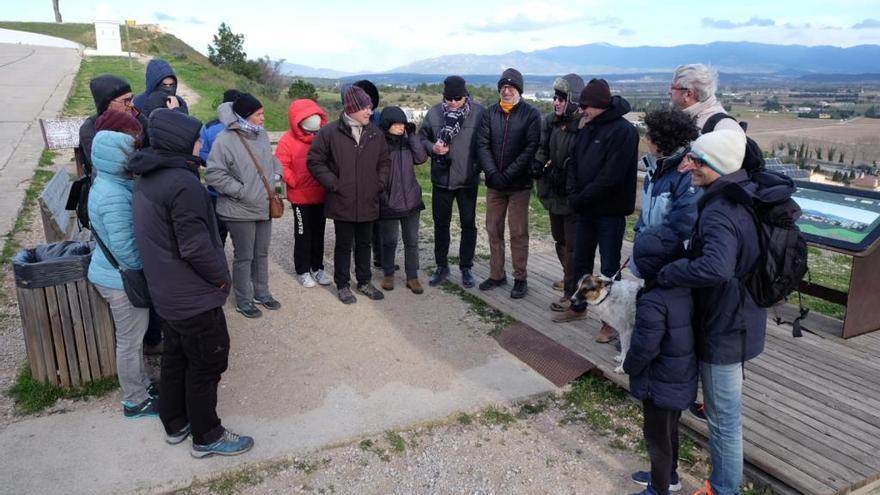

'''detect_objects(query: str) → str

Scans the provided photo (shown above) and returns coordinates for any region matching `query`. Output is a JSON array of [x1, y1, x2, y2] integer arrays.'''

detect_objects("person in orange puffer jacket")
[[276, 99, 330, 288]]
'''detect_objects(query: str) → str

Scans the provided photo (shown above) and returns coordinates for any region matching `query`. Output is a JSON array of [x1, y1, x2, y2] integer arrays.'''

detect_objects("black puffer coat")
[[567, 95, 639, 218], [476, 100, 542, 192]]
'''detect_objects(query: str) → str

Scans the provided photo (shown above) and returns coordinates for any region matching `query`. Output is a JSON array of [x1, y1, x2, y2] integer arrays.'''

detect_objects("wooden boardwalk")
[[445, 243, 880, 495]]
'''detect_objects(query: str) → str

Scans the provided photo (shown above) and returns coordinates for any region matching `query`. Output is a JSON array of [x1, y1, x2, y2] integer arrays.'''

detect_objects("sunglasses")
[[444, 96, 464, 102], [553, 95, 567, 103]]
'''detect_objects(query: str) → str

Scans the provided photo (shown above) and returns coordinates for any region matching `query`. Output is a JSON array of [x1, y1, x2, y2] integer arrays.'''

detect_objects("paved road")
[[0, 38, 80, 251]]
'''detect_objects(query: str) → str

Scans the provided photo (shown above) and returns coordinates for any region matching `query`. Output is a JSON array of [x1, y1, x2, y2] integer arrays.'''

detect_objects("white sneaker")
[[298, 272, 316, 288], [313, 269, 332, 286]]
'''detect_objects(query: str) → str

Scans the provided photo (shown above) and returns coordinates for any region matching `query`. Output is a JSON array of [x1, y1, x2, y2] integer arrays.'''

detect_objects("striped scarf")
[[438, 100, 470, 145], [236, 115, 264, 135]]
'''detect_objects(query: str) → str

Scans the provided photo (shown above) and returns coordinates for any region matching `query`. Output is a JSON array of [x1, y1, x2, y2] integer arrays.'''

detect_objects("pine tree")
[[208, 23, 246, 67]]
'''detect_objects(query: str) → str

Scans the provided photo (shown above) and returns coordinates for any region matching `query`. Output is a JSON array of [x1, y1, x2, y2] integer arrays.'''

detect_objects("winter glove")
[[404, 122, 416, 134], [530, 161, 546, 179]]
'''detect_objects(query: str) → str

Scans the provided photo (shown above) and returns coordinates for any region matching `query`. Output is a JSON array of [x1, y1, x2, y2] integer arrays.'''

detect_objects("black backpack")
[[739, 172, 809, 333], [702, 113, 766, 176]]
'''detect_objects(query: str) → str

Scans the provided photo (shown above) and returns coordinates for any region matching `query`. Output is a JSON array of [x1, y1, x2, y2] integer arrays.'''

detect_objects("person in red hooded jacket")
[[275, 99, 330, 288]]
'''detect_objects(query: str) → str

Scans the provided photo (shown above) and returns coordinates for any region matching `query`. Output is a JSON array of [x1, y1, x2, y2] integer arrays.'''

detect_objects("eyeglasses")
[[112, 95, 134, 106], [444, 96, 464, 102], [670, 86, 690, 92], [684, 153, 708, 167], [553, 95, 567, 103]]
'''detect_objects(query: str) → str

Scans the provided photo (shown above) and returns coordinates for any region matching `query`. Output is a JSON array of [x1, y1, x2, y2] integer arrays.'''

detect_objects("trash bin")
[[13, 241, 116, 387]]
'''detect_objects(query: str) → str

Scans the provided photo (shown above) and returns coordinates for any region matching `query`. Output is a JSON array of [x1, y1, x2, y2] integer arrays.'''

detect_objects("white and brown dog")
[[571, 274, 642, 373]]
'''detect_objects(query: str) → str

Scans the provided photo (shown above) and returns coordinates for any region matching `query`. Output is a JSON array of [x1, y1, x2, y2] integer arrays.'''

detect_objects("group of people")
[[75, 57, 776, 495]]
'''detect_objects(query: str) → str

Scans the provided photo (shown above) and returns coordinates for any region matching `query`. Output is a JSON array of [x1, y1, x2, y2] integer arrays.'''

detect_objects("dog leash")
[[594, 256, 632, 306]]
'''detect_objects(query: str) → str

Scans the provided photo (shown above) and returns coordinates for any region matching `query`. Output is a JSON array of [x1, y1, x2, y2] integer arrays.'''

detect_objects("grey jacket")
[[418, 101, 484, 190], [205, 102, 283, 221]]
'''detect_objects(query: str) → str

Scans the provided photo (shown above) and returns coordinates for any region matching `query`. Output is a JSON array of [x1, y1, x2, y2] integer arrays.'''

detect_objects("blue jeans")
[[701, 362, 743, 495]]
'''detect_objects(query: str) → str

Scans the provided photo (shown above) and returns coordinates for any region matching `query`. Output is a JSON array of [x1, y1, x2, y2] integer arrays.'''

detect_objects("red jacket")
[[276, 99, 328, 204]]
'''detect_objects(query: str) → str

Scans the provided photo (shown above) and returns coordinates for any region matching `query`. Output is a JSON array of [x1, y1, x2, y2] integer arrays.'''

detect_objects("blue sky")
[[5, 0, 880, 71]]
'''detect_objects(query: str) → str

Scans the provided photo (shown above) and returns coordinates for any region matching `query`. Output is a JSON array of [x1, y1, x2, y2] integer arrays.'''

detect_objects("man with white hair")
[[670, 64, 744, 135]]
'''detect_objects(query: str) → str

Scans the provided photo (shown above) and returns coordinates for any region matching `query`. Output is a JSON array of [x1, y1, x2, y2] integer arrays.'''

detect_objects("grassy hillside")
[[0, 21, 291, 130]]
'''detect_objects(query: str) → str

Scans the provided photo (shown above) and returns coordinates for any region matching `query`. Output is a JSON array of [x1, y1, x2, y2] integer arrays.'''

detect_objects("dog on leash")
[[571, 274, 642, 373]]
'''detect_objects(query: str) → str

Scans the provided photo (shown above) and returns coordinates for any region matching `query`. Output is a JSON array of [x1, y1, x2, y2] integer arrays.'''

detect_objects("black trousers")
[[432, 185, 478, 270], [643, 399, 682, 495], [144, 307, 163, 346], [160, 306, 229, 445], [292, 203, 326, 275], [334, 220, 373, 289], [549, 212, 577, 296]]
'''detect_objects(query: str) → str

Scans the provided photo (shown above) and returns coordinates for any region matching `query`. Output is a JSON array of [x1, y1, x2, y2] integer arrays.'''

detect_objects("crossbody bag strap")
[[235, 132, 273, 198], [92, 231, 121, 271]]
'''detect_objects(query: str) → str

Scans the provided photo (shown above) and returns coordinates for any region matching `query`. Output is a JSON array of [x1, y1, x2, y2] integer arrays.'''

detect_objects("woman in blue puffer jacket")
[[87, 110, 157, 419]]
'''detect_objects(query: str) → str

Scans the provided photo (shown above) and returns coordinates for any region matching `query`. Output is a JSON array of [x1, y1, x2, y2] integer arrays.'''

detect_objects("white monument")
[[93, 6, 124, 55]]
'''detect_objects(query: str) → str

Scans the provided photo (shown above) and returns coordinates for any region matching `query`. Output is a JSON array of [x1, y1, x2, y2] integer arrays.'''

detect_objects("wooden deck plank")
[[455, 244, 880, 495]]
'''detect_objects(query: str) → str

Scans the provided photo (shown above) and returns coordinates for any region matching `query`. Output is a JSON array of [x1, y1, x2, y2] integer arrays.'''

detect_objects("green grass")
[[63, 56, 146, 116], [384, 430, 407, 452], [6, 362, 119, 414], [480, 406, 516, 427], [456, 412, 473, 425], [439, 280, 515, 335]]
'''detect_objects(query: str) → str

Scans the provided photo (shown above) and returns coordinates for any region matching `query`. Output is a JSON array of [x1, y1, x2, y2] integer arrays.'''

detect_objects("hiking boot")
[[552, 280, 564, 291], [478, 276, 507, 291], [460, 268, 475, 288], [297, 272, 316, 288], [313, 269, 332, 286], [429, 265, 450, 286], [236, 302, 263, 319], [357, 283, 385, 300], [552, 308, 586, 323], [166, 423, 191, 445], [406, 279, 424, 294], [689, 402, 708, 421], [143, 342, 163, 355], [253, 296, 281, 310], [596, 322, 618, 343], [632, 471, 682, 492], [382, 276, 395, 291], [147, 382, 160, 399], [123, 396, 159, 418], [691, 480, 715, 495], [510, 279, 528, 299], [550, 295, 571, 312], [191, 429, 254, 458], [337, 286, 357, 304]]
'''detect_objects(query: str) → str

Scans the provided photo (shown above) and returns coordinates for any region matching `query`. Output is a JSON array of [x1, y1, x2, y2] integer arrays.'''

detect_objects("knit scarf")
[[236, 116, 264, 135], [499, 100, 516, 113], [438, 100, 470, 145]]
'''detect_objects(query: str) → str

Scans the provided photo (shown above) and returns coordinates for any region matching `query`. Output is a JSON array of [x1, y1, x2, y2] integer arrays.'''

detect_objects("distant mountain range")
[[279, 62, 354, 79], [389, 42, 880, 75]]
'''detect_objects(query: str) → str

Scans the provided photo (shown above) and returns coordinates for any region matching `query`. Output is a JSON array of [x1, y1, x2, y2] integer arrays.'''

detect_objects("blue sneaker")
[[166, 423, 191, 445], [460, 268, 475, 288], [123, 397, 159, 418], [628, 486, 661, 495], [631, 471, 681, 492], [429, 265, 450, 286], [191, 429, 254, 458]]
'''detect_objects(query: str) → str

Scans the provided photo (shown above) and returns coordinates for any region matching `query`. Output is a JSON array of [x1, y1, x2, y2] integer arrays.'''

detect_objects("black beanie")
[[222, 89, 241, 103], [497, 68, 524, 94], [232, 93, 263, 119], [579, 78, 612, 109], [90, 74, 132, 115], [443, 75, 468, 99]]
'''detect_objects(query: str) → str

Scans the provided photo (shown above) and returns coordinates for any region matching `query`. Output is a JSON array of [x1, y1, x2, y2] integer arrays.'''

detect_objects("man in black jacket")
[[476, 68, 542, 299], [131, 108, 254, 458], [555, 79, 638, 333]]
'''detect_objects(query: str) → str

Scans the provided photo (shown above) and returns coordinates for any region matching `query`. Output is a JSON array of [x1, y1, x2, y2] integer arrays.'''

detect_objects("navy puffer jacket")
[[624, 226, 697, 410], [658, 169, 768, 364]]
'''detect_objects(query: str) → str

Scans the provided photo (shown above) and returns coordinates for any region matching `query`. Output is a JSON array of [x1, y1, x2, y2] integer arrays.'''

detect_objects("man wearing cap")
[[476, 68, 542, 299], [308, 85, 391, 304], [556, 79, 638, 332], [533, 73, 584, 315], [656, 129, 768, 495], [418, 75, 485, 288]]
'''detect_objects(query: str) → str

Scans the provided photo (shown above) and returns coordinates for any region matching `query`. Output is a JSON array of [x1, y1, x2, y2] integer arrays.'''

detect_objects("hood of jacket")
[[147, 108, 202, 154], [217, 101, 244, 130], [588, 95, 631, 126], [90, 75, 132, 115], [287, 99, 327, 144], [91, 131, 135, 184], [145, 59, 177, 94]]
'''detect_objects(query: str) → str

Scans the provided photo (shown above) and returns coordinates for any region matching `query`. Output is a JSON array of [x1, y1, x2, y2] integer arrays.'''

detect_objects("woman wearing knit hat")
[[205, 93, 284, 319], [87, 110, 158, 418], [276, 99, 331, 288], [307, 85, 391, 304]]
